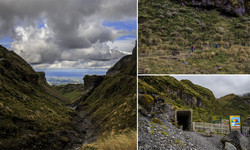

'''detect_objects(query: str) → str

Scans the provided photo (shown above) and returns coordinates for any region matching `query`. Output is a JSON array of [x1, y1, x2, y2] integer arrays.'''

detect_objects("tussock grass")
[[81, 131, 137, 150], [138, 0, 250, 74]]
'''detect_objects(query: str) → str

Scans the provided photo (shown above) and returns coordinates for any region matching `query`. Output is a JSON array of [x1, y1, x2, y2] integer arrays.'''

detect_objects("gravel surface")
[[184, 131, 224, 150], [138, 115, 224, 150]]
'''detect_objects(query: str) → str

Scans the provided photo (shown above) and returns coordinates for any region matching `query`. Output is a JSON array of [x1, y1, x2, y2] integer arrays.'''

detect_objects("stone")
[[203, 130, 212, 137], [221, 130, 249, 150], [225, 142, 237, 150]]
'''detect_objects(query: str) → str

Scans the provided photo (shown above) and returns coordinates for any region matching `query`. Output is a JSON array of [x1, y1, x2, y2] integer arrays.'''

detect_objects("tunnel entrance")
[[175, 110, 192, 131]]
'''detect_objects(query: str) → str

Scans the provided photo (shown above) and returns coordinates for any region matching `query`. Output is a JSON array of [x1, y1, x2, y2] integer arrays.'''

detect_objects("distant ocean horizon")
[[35, 68, 108, 85]]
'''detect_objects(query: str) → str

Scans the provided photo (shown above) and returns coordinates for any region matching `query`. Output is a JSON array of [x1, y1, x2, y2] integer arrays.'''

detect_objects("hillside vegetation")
[[52, 84, 84, 104], [139, 76, 250, 122], [218, 93, 250, 121], [79, 45, 137, 149], [0, 45, 74, 149], [138, 0, 250, 74], [0, 43, 137, 149]]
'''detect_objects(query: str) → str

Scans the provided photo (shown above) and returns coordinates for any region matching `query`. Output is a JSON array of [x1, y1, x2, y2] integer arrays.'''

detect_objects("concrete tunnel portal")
[[175, 110, 192, 131]]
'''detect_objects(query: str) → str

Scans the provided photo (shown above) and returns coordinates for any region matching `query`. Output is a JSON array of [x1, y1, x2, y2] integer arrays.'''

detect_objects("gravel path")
[[184, 131, 224, 150]]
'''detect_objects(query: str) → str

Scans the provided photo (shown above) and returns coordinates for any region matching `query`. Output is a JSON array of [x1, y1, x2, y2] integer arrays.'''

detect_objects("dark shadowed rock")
[[37, 72, 47, 84], [83, 75, 104, 91], [221, 130, 249, 150], [175, 0, 249, 16]]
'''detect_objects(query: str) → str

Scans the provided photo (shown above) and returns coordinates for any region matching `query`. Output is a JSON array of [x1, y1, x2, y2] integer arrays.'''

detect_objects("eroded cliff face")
[[138, 76, 218, 122], [83, 75, 105, 91], [177, 0, 249, 16]]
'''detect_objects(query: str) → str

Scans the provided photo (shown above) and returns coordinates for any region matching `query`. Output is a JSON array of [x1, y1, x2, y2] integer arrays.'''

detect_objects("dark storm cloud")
[[173, 75, 250, 98], [0, 0, 136, 67], [0, 0, 136, 46]]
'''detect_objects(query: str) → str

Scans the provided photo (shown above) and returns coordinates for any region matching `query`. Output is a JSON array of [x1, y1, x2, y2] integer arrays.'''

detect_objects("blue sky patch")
[[102, 19, 137, 31], [116, 35, 136, 40], [0, 37, 13, 48], [103, 19, 137, 41]]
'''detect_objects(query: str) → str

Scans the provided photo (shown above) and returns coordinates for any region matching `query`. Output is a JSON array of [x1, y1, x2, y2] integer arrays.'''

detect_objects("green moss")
[[162, 131, 168, 135], [152, 118, 162, 125], [151, 130, 154, 134], [176, 139, 183, 146]]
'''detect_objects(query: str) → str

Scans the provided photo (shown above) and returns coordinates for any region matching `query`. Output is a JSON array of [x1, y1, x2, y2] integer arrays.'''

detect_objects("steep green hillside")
[[139, 76, 249, 122], [80, 45, 137, 149], [0, 45, 74, 149], [81, 45, 137, 134], [80, 75, 136, 134], [52, 84, 84, 104], [138, 0, 250, 74], [218, 93, 250, 120]]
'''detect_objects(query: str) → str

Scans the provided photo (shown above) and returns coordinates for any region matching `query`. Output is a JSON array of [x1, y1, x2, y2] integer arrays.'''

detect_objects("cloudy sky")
[[0, 0, 136, 69], [173, 75, 250, 98]]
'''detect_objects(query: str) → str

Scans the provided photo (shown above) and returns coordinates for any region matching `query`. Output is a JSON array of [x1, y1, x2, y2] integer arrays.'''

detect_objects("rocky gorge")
[[0, 43, 137, 149]]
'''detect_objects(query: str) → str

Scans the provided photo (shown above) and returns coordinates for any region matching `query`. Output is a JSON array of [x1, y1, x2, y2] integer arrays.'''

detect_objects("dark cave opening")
[[176, 110, 192, 131]]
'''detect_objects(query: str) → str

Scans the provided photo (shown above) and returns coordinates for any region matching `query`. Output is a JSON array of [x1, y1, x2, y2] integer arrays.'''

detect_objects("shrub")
[[0, 102, 3, 108], [172, 105, 178, 110], [138, 94, 154, 109]]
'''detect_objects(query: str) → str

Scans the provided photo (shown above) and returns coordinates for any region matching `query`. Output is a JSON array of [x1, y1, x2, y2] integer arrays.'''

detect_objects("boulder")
[[221, 130, 249, 150], [225, 142, 237, 150]]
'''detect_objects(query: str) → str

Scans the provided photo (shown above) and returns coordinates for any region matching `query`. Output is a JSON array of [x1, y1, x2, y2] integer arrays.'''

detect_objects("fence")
[[193, 122, 250, 135]]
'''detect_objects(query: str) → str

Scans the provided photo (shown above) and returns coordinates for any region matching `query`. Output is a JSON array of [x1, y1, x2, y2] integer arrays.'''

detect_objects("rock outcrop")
[[83, 75, 104, 91], [139, 76, 217, 114], [176, 0, 249, 16], [221, 130, 249, 150]]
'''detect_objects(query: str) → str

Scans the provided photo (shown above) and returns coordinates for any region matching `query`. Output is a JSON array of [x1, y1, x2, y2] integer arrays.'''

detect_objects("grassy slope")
[[0, 45, 73, 149], [81, 75, 137, 134], [138, 0, 250, 74], [52, 84, 84, 104], [80, 46, 137, 149], [139, 76, 249, 122], [81, 130, 136, 150], [217, 94, 250, 120]]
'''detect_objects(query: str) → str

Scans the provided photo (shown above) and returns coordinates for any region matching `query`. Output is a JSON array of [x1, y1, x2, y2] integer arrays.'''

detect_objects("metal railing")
[[193, 122, 250, 135]]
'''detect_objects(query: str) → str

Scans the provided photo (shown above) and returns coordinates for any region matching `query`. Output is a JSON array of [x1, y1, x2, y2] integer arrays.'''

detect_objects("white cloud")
[[10, 21, 134, 68], [173, 75, 250, 98], [107, 38, 136, 53], [0, 0, 136, 69]]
